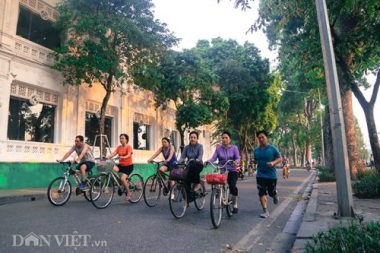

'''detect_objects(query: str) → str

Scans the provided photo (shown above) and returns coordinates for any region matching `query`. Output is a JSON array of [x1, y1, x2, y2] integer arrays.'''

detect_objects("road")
[[0, 169, 312, 253]]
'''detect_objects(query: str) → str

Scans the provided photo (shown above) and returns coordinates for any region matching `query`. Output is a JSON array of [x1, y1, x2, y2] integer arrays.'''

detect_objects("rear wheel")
[[169, 183, 187, 219], [194, 181, 206, 210], [210, 187, 222, 228], [143, 175, 161, 207], [128, 174, 144, 203], [90, 174, 114, 209], [47, 177, 71, 206]]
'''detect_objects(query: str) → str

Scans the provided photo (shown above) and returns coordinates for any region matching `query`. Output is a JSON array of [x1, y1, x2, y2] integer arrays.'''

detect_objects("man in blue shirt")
[[253, 130, 282, 218]]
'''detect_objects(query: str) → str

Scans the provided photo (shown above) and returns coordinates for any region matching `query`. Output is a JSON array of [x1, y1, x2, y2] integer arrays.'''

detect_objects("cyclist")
[[178, 131, 204, 200], [253, 130, 282, 218], [282, 155, 290, 179], [107, 133, 134, 201], [147, 137, 177, 194], [58, 135, 95, 190], [207, 131, 241, 214]]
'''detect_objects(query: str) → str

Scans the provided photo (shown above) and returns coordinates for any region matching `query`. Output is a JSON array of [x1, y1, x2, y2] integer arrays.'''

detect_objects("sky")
[[152, 0, 379, 151]]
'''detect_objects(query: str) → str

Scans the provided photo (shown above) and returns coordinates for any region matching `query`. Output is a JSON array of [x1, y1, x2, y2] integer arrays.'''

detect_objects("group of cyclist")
[[58, 129, 283, 219]]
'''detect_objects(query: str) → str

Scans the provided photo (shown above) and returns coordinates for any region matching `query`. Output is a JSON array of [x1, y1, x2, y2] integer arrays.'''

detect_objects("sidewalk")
[[0, 188, 46, 205], [292, 181, 380, 252]]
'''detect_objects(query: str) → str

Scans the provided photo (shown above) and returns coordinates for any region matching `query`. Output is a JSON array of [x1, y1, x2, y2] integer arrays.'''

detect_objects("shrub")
[[352, 171, 380, 198], [317, 166, 336, 182], [305, 218, 380, 253]]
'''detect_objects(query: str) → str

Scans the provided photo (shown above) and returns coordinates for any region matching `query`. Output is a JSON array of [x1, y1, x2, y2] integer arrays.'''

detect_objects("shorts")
[[77, 161, 95, 171], [256, 177, 277, 197], [117, 164, 134, 176]]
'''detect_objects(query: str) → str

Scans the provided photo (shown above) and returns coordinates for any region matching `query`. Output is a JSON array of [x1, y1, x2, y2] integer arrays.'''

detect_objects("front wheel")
[[90, 174, 114, 209], [194, 181, 206, 211], [210, 186, 222, 228], [128, 174, 144, 203], [143, 175, 162, 207], [225, 186, 234, 217], [47, 177, 72, 206], [169, 183, 187, 219]]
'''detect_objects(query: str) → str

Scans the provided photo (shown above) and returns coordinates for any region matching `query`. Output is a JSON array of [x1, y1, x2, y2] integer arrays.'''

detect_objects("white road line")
[[233, 172, 315, 252]]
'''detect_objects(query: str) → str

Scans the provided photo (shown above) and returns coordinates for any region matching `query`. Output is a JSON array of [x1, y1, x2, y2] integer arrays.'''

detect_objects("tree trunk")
[[324, 108, 335, 172], [179, 128, 185, 153], [351, 71, 380, 174], [292, 135, 298, 167], [99, 77, 113, 157], [342, 90, 360, 180]]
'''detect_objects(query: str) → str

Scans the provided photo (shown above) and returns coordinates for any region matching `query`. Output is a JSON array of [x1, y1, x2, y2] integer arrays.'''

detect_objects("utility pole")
[[318, 89, 325, 166], [315, 0, 354, 217]]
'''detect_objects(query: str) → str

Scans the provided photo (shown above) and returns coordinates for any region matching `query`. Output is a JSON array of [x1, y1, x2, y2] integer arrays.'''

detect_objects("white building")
[[0, 0, 215, 163]]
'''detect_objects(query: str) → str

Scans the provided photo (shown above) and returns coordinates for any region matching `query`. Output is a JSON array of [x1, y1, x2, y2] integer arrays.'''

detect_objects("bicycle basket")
[[169, 167, 188, 181], [205, 174, 227, 185], [96, 159, 115, 172]]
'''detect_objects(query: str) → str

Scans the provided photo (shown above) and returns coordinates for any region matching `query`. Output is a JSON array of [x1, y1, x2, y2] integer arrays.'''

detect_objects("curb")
[[0, 191, 46, 206]]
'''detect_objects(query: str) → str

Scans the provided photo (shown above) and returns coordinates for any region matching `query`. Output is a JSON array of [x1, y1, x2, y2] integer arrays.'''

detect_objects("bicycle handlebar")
[[206, 160, 235, 169]]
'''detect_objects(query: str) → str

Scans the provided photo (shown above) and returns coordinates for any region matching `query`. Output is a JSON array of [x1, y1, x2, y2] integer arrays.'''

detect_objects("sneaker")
[[79, 182, 87, 190], [163, 188, 169, 196], [273, 195, 279, 205], [260, 211, 270, 218], [232, 207, 239, 214]]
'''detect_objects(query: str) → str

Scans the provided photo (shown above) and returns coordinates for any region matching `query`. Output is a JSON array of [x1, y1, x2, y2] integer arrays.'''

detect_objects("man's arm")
[[58, 146, 75, 162]]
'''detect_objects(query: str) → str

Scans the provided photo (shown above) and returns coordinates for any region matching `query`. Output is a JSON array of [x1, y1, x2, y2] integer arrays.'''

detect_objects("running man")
[[253, 130, 282, 218]]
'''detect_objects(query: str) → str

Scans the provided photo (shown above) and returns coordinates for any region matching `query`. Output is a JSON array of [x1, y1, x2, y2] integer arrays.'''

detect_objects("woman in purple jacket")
[[207, 131, 241, 213]]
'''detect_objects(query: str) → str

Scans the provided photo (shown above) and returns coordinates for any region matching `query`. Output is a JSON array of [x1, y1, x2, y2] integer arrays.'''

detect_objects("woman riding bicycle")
[[179, 131, 204, 200], [147, 137, 177, 194], [107, 133, 134, 201], [207, 131, 241, 214]]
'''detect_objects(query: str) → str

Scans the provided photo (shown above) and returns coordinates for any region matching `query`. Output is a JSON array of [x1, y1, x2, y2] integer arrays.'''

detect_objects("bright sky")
[[152, 0, 379, 151]]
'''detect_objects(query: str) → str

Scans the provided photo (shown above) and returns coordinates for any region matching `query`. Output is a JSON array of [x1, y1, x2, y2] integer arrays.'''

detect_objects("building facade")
[[0, 0, 215, 164]]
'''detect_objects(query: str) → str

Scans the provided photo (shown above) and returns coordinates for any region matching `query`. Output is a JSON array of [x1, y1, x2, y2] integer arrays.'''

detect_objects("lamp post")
[[315, 0, 354, 217]]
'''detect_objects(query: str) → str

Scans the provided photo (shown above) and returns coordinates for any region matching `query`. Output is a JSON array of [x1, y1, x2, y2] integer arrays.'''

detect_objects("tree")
[[54, 0, 177, 148], [233, 0, 380, 174], [136, 49, 229, 150], [194, 38, 282, 158]]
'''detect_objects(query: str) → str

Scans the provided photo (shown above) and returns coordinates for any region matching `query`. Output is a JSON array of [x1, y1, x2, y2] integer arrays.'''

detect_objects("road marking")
[[233, 172, 315, 252]]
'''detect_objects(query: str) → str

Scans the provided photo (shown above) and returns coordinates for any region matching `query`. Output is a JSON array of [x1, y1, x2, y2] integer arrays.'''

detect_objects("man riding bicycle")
[[57, 135, 95, 190]]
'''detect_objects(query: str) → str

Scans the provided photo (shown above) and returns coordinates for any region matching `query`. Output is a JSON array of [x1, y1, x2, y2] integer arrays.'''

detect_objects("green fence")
[[0, 162, 215, 189]]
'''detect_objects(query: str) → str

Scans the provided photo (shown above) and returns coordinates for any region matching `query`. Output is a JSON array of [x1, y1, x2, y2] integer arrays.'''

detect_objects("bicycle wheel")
[[128, 174, 144, 203], [194, 181, 206, 211], [169, 183, 187, 219], [225, 185, 234, 217], [143, 175, 162, 207], [83, 177, 94, 202], [47, 177, 72, 206], [210, 186, 222, 228], [90, 174, 114, 209]]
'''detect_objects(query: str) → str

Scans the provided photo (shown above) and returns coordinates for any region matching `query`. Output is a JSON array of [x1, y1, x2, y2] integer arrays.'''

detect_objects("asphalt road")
[[0, 169, 312, 253]]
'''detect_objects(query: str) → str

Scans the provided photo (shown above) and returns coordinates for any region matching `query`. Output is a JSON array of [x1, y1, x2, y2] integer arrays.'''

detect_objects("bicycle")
[[168, 160, 206, 219], [90, 159, 144, 209], [143, 161, 171, 207], [47, 161, 98, 206], [206, 160, 235, 229]]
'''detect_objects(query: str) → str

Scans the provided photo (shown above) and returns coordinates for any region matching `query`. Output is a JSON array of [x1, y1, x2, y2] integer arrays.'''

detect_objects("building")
[[0, 0, 215, 188]]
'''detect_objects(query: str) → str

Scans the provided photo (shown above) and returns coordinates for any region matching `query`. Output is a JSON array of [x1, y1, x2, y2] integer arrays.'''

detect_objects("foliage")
[[305, 218, 380, 253], [54, 0, 177, 136], [353, 170, 380, 198], [317, 166, 336, 182], [136, 49, 229, 149], [194, 38, 282, 155]]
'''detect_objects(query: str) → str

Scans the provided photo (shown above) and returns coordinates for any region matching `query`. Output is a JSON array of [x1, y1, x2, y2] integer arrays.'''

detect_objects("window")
[[133, 122, 150, 150], [16, 5, 60, 50], [85, 112, 113, 147], [7, 97, 55, 143]]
